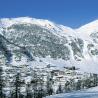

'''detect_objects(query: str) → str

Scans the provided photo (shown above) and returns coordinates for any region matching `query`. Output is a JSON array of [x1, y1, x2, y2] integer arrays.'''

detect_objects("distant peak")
[[77, 19, 98, 30], [75, 20, 98, 40]]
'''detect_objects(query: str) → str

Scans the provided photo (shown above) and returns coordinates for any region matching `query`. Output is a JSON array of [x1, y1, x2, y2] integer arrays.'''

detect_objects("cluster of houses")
[[0, 52, 98, 97]]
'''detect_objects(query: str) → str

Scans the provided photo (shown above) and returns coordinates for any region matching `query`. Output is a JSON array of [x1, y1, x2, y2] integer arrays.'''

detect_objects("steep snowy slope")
[[76, 20, 98, 41], [75, 20, 98, 73]]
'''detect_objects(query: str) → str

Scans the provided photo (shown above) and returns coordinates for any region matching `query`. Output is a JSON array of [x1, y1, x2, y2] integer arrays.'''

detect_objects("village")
[[0, 52, 98, 98]]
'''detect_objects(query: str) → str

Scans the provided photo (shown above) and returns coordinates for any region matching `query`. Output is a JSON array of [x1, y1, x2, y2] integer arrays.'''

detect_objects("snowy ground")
[[45, 86, 98, 98]]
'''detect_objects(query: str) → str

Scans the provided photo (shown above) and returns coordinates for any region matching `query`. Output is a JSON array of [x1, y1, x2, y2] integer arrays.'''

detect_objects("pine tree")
[[57, 84, 62, 94], [64, 81, 71, 92], [46, 77, 53, 96], [93, 74, 98, 87], [31, 70, 38, 98], [26, 84, 32, 98], [13, 73, 21, 98], [0, 67, 4, 98], [76, 80, 82, 90], [37, 76, 44, 98], [84, 78, 92, 88]]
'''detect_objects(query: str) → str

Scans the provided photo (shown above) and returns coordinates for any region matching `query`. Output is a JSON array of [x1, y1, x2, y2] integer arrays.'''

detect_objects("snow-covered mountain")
[[0, 17, 98, 73]]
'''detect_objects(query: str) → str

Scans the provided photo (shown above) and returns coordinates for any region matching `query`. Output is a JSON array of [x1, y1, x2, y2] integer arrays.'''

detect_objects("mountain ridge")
[[0, 17, 98, 73]]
